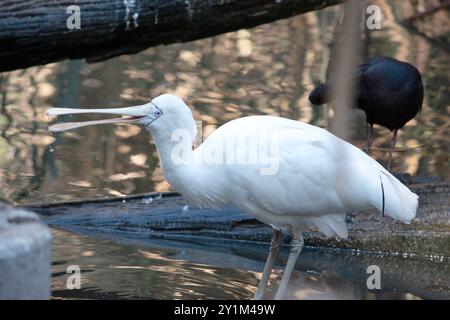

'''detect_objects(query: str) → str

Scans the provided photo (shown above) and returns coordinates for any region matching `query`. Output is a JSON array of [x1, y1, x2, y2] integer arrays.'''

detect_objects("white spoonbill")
[[47, 93, 418, 300]]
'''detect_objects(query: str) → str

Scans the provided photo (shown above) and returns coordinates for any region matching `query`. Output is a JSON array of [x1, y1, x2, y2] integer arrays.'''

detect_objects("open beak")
[[47, 104, 151, 132]]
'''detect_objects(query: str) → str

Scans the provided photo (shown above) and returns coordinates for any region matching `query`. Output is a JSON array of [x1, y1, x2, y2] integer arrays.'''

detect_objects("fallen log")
[[29, 175, 450, 257], [0, 0, 344, 72]]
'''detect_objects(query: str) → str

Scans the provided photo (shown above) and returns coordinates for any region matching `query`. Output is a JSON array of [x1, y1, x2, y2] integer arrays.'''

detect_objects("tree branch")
[[0, 0, 345, 72]]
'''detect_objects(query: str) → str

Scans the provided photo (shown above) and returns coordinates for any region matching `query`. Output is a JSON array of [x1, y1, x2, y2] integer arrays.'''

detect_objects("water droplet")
[[142, 197, 153, 204], [122, 199, 126, 203], [49, 146, 55, 152], [182, 205, 189, 213]]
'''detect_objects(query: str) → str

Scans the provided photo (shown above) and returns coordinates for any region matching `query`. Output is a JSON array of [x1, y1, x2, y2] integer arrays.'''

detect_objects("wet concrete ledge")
[[0, 203, 52, 299], [28, 175, 449, 259]]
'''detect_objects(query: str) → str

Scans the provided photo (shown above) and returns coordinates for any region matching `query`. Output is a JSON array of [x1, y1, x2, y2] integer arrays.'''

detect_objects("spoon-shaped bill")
[[47, 104, 150, 117], [48, 117, 142, 132], [47, 104, 151, 133]]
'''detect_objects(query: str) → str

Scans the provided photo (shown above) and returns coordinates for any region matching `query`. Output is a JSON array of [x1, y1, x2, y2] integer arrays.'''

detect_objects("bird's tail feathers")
[[372, 168, 418, 223], [310, 213, 348, 238]]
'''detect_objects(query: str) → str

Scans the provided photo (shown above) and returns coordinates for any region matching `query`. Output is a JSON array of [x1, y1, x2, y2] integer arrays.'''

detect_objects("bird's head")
[[47, 93, 197, 143]]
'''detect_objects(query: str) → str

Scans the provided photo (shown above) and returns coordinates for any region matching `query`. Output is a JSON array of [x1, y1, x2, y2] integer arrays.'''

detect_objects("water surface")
[[53, 228, 442, 300]]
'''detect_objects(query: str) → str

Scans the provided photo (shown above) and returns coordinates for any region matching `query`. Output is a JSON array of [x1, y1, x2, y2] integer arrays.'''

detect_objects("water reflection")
[[0, 0, 449, 205], [52, 228, 258, 299], [51, 228, 426, 300]]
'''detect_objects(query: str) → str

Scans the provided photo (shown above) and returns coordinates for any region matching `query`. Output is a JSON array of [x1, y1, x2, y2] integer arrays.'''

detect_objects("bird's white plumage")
[[163, 115, 417, 238]]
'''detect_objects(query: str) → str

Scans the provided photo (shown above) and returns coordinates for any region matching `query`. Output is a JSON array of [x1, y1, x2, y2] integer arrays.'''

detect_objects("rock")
[[0, 203, 52, 299]]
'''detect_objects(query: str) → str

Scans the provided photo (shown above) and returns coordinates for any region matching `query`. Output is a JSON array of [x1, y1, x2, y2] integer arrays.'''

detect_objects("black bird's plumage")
[[309, 56, 424, 170], [309, 56, 424, 131]]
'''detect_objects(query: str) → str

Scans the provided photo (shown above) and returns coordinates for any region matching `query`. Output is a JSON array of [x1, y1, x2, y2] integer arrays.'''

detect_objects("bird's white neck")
[[145, 125, 224, 209], [148, 127, 195, 189]]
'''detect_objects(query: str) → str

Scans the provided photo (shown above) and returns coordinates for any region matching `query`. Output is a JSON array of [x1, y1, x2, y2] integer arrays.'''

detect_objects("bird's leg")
[[253, 229, 283, 300], [274, 228, 304, 300], [387, 129, 398, 171], [366, 123, 374, 154]]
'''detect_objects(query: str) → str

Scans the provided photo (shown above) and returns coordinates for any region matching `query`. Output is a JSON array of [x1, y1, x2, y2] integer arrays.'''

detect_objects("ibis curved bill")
[[47, 93, 418, 300]]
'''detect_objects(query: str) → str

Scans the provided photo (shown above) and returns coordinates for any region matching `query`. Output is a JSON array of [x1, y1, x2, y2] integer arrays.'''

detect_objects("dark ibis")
[[309, 56, 424, 170]]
